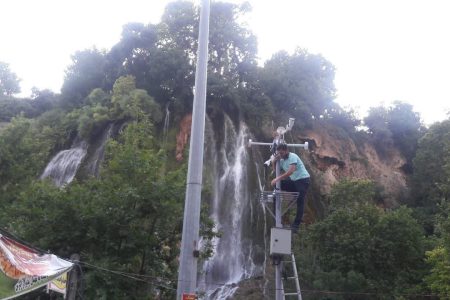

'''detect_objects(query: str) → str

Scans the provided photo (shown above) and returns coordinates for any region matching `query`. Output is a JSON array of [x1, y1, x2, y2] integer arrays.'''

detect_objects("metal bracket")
[[260, 191, 299, 221]]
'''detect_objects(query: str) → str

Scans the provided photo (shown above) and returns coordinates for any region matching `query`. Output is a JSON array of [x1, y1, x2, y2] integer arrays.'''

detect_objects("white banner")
[[0, 234, 73, 299]]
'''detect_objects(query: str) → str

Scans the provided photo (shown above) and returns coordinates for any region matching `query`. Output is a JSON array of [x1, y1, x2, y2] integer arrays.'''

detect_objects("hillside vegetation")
[[0, 1, 449, 299]]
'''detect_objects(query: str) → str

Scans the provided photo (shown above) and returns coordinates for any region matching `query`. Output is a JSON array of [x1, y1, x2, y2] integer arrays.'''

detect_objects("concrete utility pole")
[[176, 0, 210, 299], [249, 118, 308, 300]]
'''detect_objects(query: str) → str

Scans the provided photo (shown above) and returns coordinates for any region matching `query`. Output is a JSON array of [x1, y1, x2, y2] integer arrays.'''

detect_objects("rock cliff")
[[299, 124, 407, 210]]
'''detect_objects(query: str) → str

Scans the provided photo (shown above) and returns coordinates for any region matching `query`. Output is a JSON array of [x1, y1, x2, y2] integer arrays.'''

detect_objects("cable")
[[300, 288, 437, 298], [75, 261, 176, 291], [76, 260, 246, 289]]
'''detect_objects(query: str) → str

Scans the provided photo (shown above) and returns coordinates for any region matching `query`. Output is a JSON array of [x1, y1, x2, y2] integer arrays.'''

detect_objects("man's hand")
[[271, 178, 277, 187]]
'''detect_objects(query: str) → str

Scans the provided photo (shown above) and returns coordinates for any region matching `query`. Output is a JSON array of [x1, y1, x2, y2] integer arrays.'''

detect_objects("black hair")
[[276, 143, 288, 151]]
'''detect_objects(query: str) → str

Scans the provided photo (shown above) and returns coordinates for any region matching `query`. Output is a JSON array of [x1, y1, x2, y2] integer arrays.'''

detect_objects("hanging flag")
[[0, 234, 73, 299]]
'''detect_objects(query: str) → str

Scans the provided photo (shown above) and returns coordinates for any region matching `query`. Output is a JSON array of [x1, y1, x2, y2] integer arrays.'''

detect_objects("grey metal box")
[[270, 227, 291, 255]]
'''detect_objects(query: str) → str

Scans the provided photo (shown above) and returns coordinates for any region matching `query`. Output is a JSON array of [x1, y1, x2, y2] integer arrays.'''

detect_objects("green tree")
[[0, 98, 33, 121], [2, 111, 218, 298], [61, 48, 107, 107], [5, 119, 182, 299], [364, 102, 424, 165], [0, 61, 21, 96], [110, 75, 162, 122], [327, 178, 378, 212], [0, 118, 52, 202], [387, 102, 424, 171], [99, 1, 260, 121], [412, 119, 450, 207], [364, 106, 393, 157], [29, 87, 59, 114], [425, 200, 450, 297], [260, 49, 336, 127], [425, 246, 450, 297], [0, 104, 79, 204], [298, 180, 427, 297]]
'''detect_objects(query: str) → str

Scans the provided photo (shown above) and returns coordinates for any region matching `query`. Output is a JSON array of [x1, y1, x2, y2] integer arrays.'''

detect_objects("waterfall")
[[40, 141, 88, 187], [163, 103, 170, 147], [200, 115, 266, 299], [86, 123, 113, 177]]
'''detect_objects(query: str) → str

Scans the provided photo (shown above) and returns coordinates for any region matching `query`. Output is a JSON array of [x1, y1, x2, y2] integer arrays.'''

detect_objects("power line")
[[301, 289, 438, 298], [76, 261, 176, 291]]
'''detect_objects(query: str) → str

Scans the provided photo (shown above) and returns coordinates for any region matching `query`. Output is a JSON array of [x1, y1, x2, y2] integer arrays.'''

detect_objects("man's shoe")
[[291, 223, 299, 234]]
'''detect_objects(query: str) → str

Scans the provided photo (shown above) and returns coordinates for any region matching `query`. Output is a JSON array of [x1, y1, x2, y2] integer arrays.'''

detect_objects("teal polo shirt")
[[280, 152, 310, 181]]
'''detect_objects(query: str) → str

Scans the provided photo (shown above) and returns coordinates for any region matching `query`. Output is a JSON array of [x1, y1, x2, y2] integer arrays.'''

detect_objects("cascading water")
[[163, 103, 170, 147], [200, 115, 266, 299], [85, 123, 114, 177], [40, 141, 88, 187]]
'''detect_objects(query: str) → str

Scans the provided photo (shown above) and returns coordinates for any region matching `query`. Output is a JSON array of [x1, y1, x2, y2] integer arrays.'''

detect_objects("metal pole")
[[176, 0, 210, 299], [275, 160, 283, 300]]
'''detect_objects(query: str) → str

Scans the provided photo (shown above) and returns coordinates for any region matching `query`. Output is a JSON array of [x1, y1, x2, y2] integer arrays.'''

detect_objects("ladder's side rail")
[[291, 254, 302, 300]]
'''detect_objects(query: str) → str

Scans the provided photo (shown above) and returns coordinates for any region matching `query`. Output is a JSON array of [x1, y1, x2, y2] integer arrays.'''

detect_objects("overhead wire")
[[75, 261, 177, 291], [0, 225, 440, 298], [71, 260, 441, 299]]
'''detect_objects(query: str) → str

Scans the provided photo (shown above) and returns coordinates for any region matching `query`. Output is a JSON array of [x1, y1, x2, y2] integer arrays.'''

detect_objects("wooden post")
[[66, 254, 80, 300]]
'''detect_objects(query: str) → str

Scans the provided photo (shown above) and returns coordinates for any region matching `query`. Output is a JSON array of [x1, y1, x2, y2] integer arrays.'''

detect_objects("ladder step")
[[284, 292, 301, 296], [286, 276, 297, 280]]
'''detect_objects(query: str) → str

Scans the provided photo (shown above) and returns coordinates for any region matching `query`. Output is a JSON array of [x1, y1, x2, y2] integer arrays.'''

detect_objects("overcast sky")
[[1, 0, 449, 124]]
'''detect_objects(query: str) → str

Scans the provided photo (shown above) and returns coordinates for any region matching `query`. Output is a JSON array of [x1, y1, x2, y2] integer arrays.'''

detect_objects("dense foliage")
[[364, 102, 424, 171], [0, 1, 449, 299], [5, 120, 188, 299], [297, 180, 429, 299]]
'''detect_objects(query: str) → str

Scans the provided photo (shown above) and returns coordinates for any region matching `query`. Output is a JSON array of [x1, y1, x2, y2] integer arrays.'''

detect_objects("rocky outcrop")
[[300, 124, 407, 208], [175, 114, 192, 161]]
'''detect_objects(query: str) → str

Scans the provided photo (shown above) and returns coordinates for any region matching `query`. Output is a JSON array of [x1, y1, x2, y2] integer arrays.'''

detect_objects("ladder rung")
[[286, 276, 297, 280], [284, 292, 301, 296]]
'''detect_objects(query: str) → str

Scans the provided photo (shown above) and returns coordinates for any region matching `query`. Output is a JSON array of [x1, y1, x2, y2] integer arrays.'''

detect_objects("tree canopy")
[[364, 101, 424, 168], [0, 1, 448, 298], [0, 61, 21, 96]]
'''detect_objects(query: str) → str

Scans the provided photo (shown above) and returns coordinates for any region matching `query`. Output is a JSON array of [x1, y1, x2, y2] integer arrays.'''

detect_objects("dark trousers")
[[281, 177, 310, 226]]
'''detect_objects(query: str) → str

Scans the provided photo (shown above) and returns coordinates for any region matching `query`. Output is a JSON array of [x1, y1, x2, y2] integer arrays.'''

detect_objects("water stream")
[[40, 140, 88, 187], [201, 115, 266, 299], [86, 123, 114, 177], [163, 103, 170, 147]]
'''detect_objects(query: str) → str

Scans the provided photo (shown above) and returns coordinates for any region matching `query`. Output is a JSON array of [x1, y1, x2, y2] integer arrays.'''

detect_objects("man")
[[271, 143, 310, 232]]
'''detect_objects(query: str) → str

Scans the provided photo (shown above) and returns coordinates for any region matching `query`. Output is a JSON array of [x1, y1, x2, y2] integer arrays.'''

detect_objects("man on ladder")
[[250, 118, 308, 299], [270, 143, 310, 233]]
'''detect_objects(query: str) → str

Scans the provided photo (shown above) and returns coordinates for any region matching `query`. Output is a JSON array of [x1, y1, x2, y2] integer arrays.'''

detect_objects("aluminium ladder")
[[281, 253, 302, 300]]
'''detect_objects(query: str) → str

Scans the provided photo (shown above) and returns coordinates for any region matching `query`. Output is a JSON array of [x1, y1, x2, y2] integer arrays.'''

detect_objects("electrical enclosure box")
[[270, 227, 291, 255]]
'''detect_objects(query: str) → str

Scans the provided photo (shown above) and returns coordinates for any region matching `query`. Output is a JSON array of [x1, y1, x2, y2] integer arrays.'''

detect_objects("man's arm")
[[271, 153, 280, 173], [271, 164, 297, 187]]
